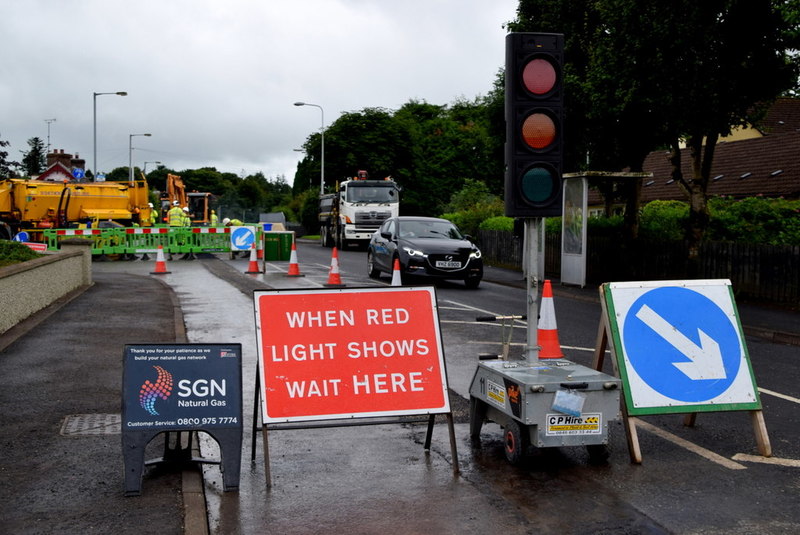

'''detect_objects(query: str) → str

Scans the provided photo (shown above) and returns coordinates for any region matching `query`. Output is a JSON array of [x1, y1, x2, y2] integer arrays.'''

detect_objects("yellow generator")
[[0, 178, 153, 241]]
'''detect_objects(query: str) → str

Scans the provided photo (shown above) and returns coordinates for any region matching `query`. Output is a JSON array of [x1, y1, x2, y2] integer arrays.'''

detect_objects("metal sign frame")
[[251, 286, 459, 485], [121, 343, 243, 495], [593, 280, 771, 463]]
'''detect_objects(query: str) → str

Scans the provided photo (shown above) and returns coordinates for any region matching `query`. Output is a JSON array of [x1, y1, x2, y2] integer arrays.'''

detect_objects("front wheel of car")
[[367, 251, 381, 279], [465, 276, 481, 289]]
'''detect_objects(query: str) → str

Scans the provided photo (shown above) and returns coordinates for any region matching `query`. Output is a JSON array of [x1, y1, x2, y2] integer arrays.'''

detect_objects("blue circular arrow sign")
[[622, 286, 741, 403], [230, 226, 255, 251]]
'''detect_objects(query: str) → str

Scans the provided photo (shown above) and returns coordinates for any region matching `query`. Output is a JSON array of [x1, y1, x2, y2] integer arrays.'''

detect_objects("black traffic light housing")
[[504, 32, 564, 218]]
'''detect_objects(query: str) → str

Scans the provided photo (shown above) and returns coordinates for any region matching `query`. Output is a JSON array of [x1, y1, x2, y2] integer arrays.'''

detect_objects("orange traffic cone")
[[150, 245, 171, 275], [245, 242, 262, 274], [538, 279, 563, 358], [391, 258, 402, 286], [256, 235, 264, 260], [285, 238, 304, 277], [324, 247, 345, 287]]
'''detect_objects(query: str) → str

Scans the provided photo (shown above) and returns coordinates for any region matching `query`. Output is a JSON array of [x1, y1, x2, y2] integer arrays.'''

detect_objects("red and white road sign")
[[22, 242, 48, 252], [253, 286, 451, 423]]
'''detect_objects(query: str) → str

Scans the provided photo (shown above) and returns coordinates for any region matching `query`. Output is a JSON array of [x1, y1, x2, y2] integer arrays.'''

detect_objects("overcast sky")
[[1, 0, 517, 184]]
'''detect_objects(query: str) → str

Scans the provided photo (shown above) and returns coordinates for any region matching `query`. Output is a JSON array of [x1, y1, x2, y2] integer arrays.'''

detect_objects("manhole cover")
[[61, 413, 121, 436]]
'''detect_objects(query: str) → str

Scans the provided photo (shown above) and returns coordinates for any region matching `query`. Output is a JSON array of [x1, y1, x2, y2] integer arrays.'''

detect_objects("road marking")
[[759, 387, 800, 404], [732, 453, 800, 468], [634, 419, 747, 470]]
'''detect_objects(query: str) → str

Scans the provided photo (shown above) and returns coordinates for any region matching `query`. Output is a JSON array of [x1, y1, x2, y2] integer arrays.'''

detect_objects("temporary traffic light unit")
[[504, 32, 564, 218]]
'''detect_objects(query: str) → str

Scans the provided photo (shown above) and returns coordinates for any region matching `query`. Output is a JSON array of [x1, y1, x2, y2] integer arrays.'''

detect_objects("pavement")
[[0, 254, 797, 534]]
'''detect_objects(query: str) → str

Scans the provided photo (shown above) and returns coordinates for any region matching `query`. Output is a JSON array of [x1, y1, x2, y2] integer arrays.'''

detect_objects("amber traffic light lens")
[[522, 113, 556, 149]]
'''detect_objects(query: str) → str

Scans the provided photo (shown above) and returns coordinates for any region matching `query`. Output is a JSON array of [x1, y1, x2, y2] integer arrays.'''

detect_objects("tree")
[[0, 133, 18, 178], [510, 0, 800, 256], [21, 137, 46, 176]]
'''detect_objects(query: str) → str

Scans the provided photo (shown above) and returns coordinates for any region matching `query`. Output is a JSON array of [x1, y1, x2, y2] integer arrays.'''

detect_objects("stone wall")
[[0, 240, 92, 334]]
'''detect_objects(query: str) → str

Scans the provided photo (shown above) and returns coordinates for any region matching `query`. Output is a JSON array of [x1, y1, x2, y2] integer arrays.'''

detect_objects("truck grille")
[[354, 211, 391, 226]]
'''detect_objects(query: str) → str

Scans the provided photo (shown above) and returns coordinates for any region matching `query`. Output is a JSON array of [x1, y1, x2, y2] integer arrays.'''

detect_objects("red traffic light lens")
[[522, 58, 556, 95], [522, 112, 556, 149], [520, 165, 559, 205]]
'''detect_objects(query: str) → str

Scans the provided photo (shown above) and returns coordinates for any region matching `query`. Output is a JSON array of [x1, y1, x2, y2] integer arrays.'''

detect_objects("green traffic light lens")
[[521, 166, 558, 204]]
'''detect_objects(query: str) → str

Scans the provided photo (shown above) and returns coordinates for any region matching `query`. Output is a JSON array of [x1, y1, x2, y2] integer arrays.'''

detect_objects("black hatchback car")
[[367, 216, 483, 288]]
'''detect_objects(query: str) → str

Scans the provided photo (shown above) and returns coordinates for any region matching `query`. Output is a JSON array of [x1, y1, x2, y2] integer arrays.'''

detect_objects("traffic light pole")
[[523, 217, 542, 362]]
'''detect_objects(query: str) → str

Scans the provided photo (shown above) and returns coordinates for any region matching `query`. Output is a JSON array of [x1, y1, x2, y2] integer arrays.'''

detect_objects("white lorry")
[[318, 170, 401, 249]]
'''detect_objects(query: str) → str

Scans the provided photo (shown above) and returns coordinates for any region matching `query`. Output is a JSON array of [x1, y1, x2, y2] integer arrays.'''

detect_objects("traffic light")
[[504, 33, 564, 218]]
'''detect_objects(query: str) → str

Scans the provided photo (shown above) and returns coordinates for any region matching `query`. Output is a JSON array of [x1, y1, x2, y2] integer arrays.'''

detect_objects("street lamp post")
[[93, 91, 127, 180], [294, 101, 325, 195], [143, 160, 161, 175], [129, 133, 152, 185]]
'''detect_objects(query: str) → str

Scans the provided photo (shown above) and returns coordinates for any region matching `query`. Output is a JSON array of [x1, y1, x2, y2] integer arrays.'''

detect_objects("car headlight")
[[470, 249, 482, 259], [402, 246, 426, 257]]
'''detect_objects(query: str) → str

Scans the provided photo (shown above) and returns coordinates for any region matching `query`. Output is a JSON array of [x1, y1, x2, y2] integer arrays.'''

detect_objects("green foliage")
[[540, 198, 800, 245], [439, 179, 504, 236], [441, 202, 504, 237], [0, 240, 42, 267], [106, 167, 129, 182], [275, 188, 318, 233], [442, 179, 496, 213], [510, 1, 800, 249], [293, 97, 504, 217], [545, 217, 563, 234], [640, 200, 689, 241], [0, 133, 18, 178], [21, 137, 46, 176], [707, 197, 800, 245], [479, 216, 514, 232]]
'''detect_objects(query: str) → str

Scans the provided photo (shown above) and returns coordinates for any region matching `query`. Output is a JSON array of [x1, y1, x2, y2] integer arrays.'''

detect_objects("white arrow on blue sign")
[[607, 280, 760, 414]]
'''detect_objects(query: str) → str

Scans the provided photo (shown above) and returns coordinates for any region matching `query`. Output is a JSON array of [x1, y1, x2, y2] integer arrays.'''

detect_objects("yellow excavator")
[[158, 173, 215, 225]]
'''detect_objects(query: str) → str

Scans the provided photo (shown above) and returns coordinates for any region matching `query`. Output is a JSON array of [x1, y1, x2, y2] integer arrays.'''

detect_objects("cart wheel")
[[587, 444, 610, 464], [503, 420, 528, 465]]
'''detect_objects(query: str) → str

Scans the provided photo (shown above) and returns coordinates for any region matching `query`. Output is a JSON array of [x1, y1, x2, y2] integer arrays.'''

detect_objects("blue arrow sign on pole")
[[230, 226, 255, 251], [622, 286, 741, 403]]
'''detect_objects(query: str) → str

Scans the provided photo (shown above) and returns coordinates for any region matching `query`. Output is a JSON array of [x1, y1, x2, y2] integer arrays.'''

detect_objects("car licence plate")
[[435, 260, 462, 268]]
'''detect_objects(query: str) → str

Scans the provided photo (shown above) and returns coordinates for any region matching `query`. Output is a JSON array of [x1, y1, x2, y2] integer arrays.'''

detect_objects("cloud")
[[1, 0, 516, 182]]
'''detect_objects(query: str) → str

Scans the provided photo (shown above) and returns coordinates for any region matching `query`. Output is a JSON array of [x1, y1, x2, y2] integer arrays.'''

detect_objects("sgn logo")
[[139, 365, 174, 416]]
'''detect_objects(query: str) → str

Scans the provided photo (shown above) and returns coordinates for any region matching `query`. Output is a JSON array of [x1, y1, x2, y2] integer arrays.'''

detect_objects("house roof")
[[36, 162, 73, 182], [588, 97, 800, 205], [639, 131, 800, 202]]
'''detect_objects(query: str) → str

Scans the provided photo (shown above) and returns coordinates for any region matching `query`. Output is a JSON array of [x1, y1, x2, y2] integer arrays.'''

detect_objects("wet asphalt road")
[[2, 245, 799, 534]]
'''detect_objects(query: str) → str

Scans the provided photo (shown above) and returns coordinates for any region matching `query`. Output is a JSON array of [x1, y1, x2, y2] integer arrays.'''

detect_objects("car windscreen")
[[399, 220, 463, 240], [345, 185, 398, 203]]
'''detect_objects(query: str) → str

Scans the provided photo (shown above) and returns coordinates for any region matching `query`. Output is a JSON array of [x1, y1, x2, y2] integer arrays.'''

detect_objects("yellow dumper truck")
[[0, 178, 153, 241]]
